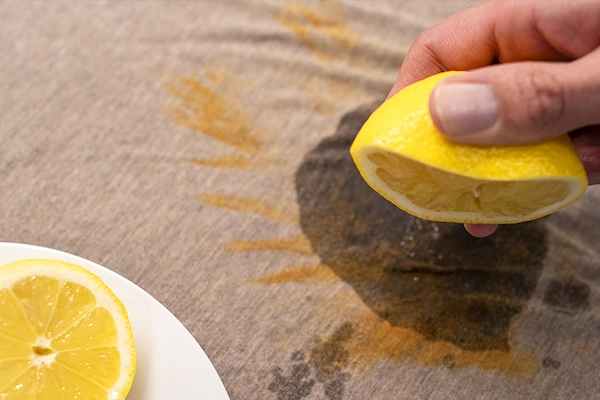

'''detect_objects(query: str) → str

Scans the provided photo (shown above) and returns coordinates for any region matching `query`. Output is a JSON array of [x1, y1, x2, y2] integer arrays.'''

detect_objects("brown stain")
[[274, 0, 357, 62], [228, 235, 314, 255], [249, 264, 339, 284], [167, 74, 263, 154], [199, 193, 297, 224], [570, 341, 597, 356], [256, 104, 549, 378], [543, 278, 590, 313], [250, 261, 397, 285], [183, 156, 272, 170], [272, 0, 384, 115], [343, 312, 539, 378], [254, 267, 540, 377]]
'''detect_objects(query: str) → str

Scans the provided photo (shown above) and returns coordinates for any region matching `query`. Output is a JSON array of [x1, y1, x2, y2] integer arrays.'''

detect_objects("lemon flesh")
[[350, 71, 588, 224], [0, 259, 136, 400]]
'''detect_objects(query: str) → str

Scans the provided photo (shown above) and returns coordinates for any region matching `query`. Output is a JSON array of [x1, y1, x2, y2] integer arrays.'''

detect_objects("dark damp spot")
[[542, 358, 561, 369], [268, 364, 315, 400], [543, 278, 590, 312], [295, 104, 548, 352]]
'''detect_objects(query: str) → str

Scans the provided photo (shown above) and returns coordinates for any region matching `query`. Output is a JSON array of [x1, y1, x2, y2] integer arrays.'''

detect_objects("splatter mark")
[[269, 363, 315, 400], [309, 323, 352, 400], [249, 264, 339, 284], [273, 0, 358, 62], [272, 0, 392, 114], [294, 104, 547, 353], [542, 358, 561, 369], [256, 103, 549, 377], [543, 278, 590, 313], [343, 312, 537, 377], [183, 156, 255, 170], [167, 74, 263, 154], [228, 236, 313, 255], [269, 325, 353, 400], [198, 193, 297, 224]]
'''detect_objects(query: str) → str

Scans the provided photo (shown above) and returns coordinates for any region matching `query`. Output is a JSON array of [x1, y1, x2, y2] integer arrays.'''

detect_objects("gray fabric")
[[2, 1, 599, 399]]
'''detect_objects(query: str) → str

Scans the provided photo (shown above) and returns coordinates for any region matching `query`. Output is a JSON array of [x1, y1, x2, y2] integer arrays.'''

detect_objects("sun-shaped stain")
[[252, 104, 545, 379], [272, 0, 358, 62], [164, 1, 543, 386]]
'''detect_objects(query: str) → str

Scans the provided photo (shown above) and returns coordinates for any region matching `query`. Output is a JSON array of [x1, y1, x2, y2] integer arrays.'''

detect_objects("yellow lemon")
[[350, 71, 588, 224], [0, 259, 136, 399]]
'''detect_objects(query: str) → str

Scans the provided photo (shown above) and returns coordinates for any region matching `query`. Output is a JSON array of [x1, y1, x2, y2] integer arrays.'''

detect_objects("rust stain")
[[274, 0, 358, 62], [253, 263, 387, 285], [184, 156, 256, 170], [249, 264, 339, 284], [252, 265, 539, 377], [199, 193, 297, 224], [254, 104, 546, 378], [167, 75, 262, 154], [343, 311, 539, 378], [227, 235, 313, 255]]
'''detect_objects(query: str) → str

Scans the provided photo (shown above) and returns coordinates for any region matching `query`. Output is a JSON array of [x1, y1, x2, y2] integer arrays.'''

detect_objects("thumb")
[[429, 50, 600, 145]]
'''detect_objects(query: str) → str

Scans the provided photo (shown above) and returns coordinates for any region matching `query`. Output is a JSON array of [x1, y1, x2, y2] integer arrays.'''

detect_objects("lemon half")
[[0, 259, 136, 399], [350, 71, 588, 224]]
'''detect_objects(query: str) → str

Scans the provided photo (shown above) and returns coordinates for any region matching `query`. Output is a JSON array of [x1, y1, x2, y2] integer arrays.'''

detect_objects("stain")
[[543, 278, 590, 313], [343, 312, 537, 377], [228, 236, 313, 255], [274, 103, 549, 375], [184, 156, 255, 170], [570, 341, 597, 356], [309, 323, 352, 400], [273, 0, 357, 62], [272, 0, 394, 115], [167, 74, 263, 154], [269, 324, 353, 400], [249, 264, 339, 284], [542, 358, 561, 369], [269, 363, 315, 400], [198, 193, 297, 224]]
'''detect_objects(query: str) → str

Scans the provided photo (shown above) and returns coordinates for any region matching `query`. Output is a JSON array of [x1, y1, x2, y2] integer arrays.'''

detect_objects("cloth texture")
[[2, 1, 600, 399]]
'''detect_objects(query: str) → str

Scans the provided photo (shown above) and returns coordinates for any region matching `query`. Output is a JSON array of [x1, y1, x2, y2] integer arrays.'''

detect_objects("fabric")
[[2, 1, 600, 399]]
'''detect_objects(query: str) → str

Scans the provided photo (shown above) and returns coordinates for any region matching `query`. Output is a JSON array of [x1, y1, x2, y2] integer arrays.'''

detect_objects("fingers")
[[389, 0, 600, 98], [464, 224, 498, 238], [429, 49, 600, 145], [572, 126, 600, 184]]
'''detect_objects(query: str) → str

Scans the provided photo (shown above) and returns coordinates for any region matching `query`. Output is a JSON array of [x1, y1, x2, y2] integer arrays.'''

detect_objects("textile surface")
[[2, 1, 600, 399]]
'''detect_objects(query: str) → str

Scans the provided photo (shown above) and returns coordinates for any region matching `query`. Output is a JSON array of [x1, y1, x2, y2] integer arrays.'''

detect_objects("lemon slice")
[[350, 71, 588, 224], [0, 259, 136, 399]]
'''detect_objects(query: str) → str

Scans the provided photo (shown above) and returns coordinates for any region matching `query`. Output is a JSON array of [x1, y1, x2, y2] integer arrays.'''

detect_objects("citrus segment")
[[350, 71, 588, 224], [0, 259, 136, 400]]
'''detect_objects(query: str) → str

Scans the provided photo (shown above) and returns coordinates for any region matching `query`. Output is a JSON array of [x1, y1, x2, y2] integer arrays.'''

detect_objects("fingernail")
[[431, 82, 499, 137]]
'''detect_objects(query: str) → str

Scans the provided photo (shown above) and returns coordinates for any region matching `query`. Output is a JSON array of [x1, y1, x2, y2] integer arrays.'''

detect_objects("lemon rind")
[[352, 148, 588, 224]]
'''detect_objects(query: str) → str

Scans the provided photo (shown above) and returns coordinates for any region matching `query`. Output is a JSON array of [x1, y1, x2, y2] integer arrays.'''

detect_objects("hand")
[[388, 0, 600, 238]]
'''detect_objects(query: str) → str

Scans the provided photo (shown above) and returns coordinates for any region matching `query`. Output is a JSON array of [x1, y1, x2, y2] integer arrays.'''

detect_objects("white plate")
[[0, 242, 230, 400]]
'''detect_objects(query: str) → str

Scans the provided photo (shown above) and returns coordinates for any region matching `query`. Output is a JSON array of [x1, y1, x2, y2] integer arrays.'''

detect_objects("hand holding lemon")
[[378, 0, 600, 237]]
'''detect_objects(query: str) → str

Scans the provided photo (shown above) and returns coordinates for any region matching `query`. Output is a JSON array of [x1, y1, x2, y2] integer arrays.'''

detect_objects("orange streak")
[[274, 0, 357, 61], [167, 76, 262, 154], [227, 236, 313, 255], [248, 264, 339, 284], [199, 193, 296, 224]]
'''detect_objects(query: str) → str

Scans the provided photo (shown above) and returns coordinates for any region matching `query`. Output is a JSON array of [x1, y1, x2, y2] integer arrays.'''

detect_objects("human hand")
[[388, 0, 600, 238]]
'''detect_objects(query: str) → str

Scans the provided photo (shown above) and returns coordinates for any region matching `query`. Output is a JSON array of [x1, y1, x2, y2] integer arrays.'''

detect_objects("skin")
[[387, 0, 600, 238]]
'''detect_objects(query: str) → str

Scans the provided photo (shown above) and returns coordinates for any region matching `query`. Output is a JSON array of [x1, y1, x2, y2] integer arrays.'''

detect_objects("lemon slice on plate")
[[350, 71, 588, 224], [0, 259, 136, 399]]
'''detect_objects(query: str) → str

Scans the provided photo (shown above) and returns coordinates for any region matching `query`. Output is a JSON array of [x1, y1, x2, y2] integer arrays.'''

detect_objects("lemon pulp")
[[351, 71, 588, 224], [0, 259, 136, 400]]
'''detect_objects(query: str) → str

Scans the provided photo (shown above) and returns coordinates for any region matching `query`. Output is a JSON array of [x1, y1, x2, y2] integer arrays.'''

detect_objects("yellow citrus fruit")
[[350, 71, 588, 224], [0, 259, 136, 399]]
